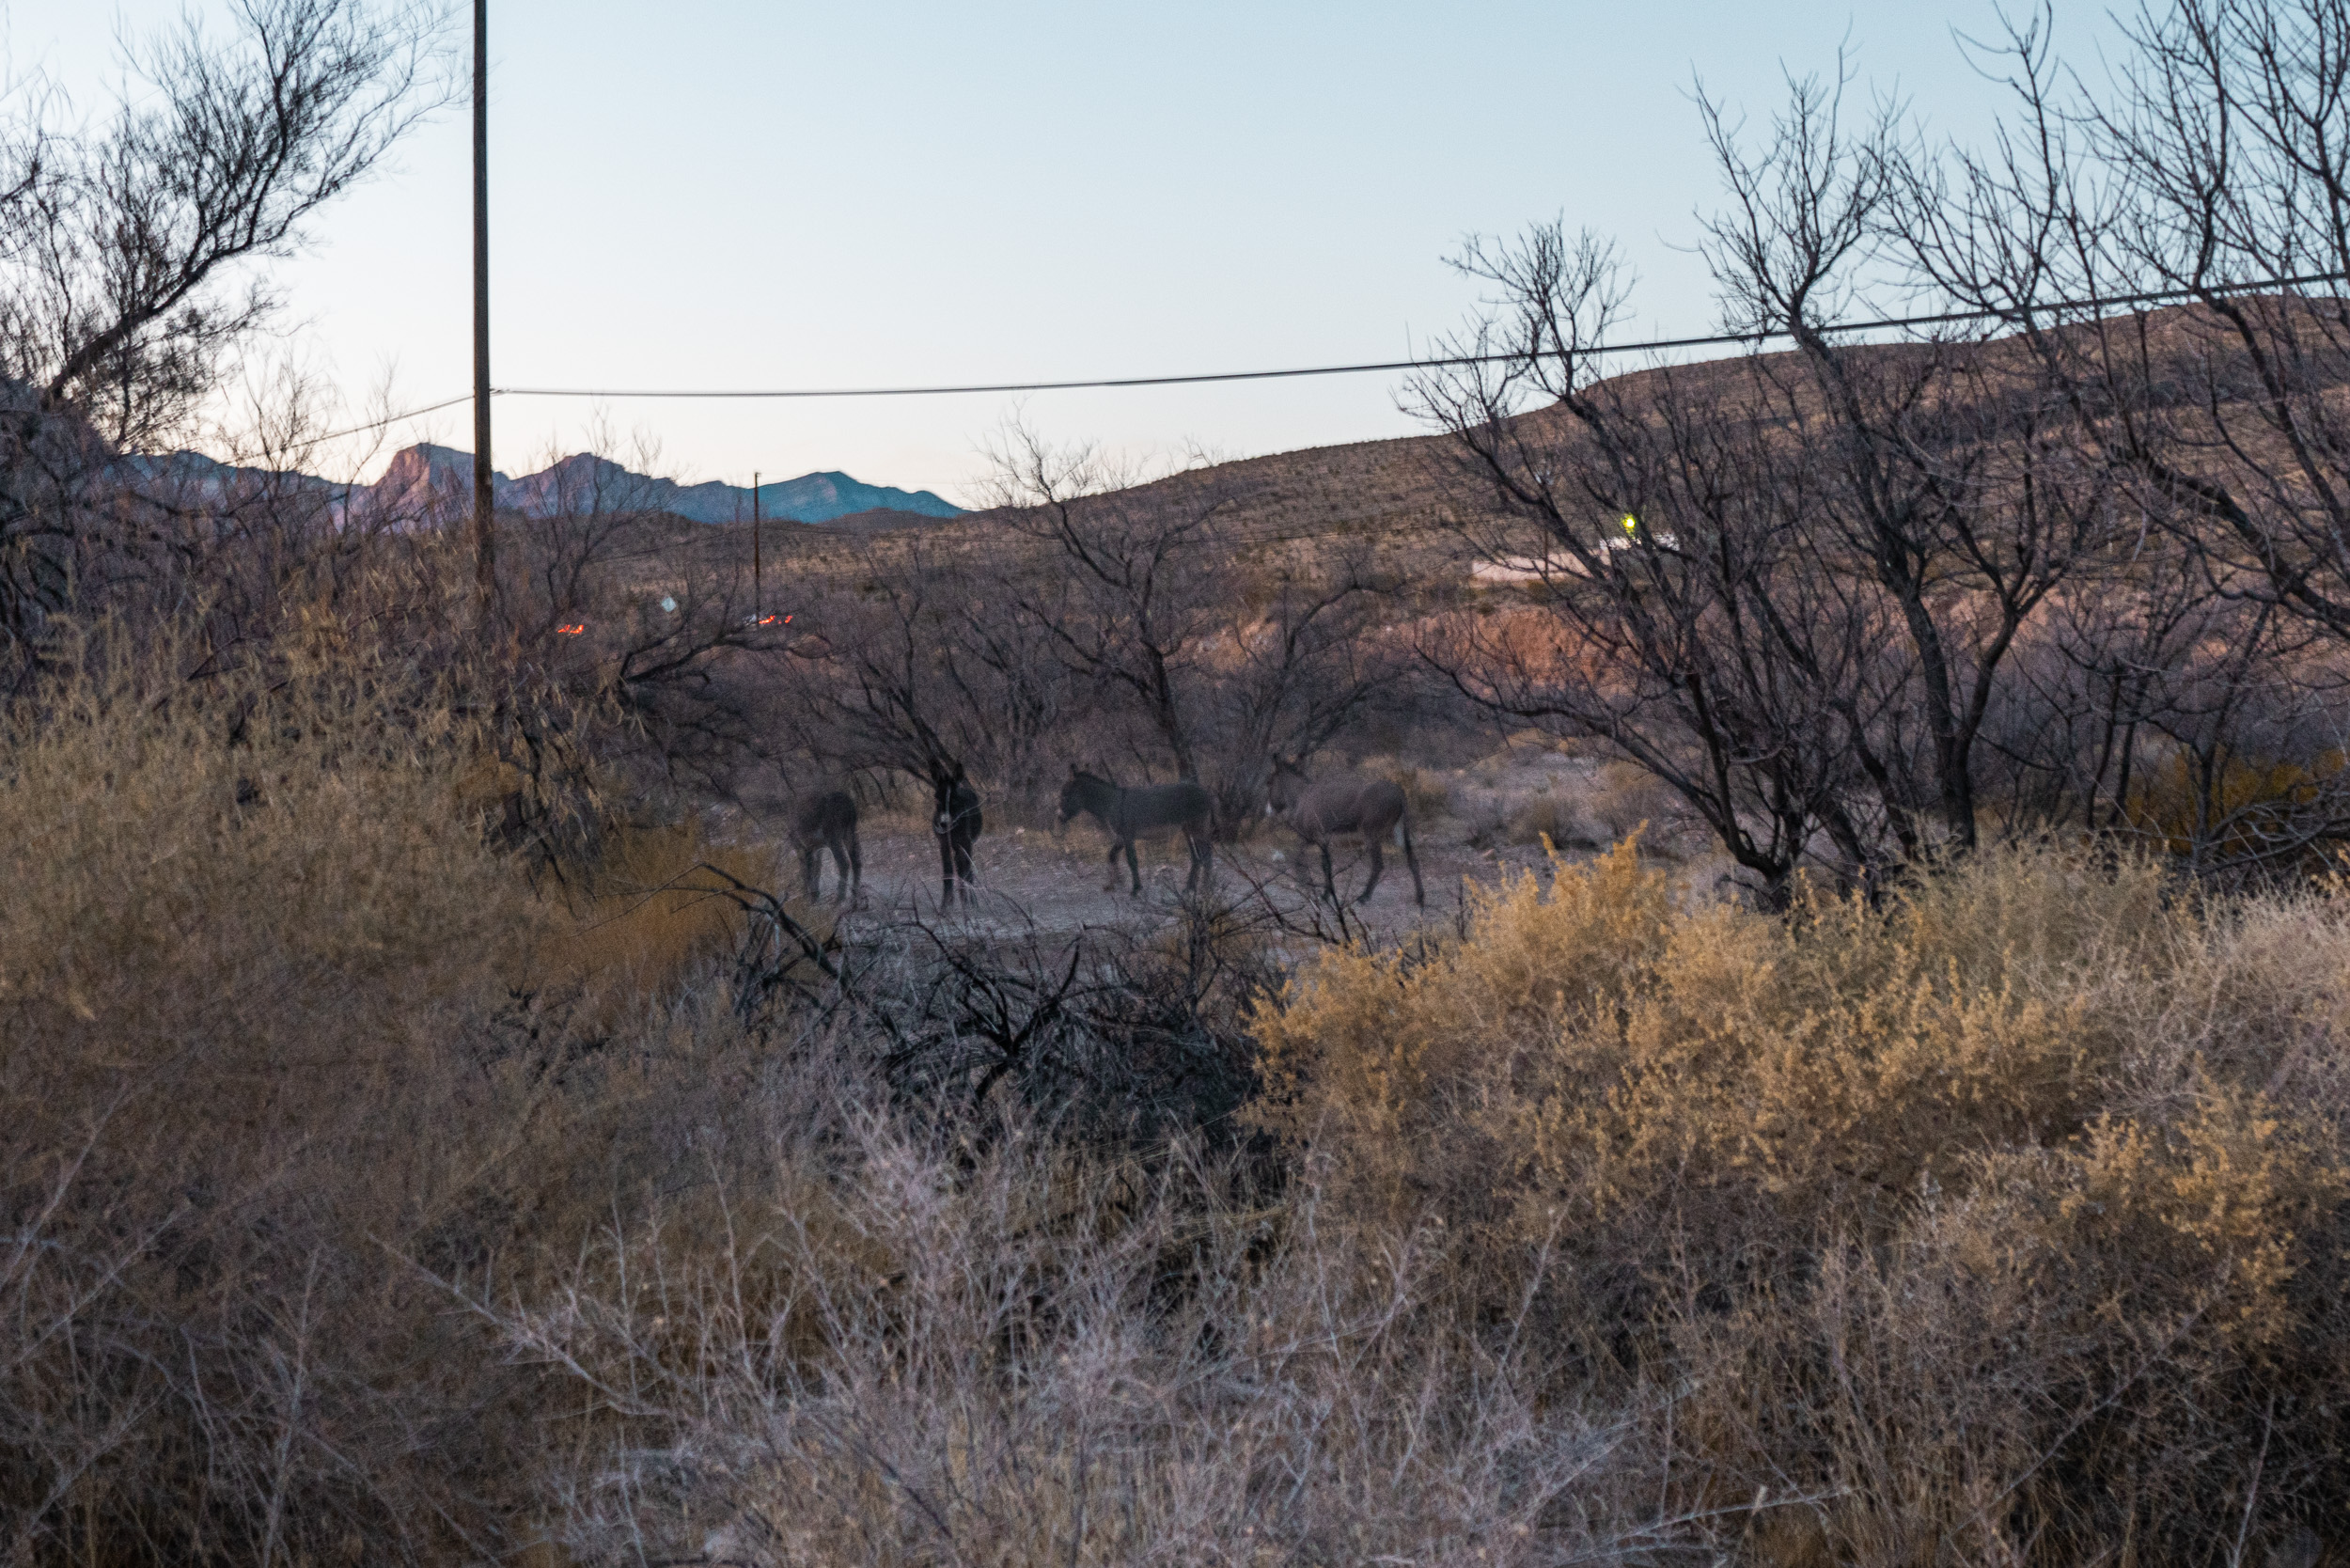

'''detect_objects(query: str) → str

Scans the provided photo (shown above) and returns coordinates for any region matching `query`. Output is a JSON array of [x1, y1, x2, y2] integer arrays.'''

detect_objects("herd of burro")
[[785, 759, 1424, 911]]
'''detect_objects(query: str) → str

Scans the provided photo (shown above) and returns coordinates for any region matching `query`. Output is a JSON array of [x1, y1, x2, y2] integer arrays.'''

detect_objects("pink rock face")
[[345, 445, 962, 527]]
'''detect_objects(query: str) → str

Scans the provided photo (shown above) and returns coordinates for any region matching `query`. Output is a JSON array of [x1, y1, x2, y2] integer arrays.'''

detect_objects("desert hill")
[[889, 298, 2348, 560]]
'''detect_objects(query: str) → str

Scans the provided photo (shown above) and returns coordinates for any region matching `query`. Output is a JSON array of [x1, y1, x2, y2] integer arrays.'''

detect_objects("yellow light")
[[1621, 513, 1638, 534]]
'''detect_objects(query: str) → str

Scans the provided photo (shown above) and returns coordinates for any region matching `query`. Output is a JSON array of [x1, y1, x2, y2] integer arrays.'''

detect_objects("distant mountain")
[[118, 443, 962, 526], [362, 445, 961, 525], [118, 448, 340, 501]]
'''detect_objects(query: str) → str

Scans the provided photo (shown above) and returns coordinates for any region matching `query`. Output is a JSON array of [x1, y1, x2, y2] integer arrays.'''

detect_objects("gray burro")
[[1266, 756, 1424, 906]]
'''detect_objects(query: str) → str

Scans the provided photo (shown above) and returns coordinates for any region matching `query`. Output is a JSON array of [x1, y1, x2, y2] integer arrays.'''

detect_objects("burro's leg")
[[954, 835, 978, 903], [801, 841, 822, 901], [829, 835, 852, 904], [1319, 840, 1338, 902], [1186, 828, 1211, 893], [1104, 840, 1122, 892], [1358, 834, 1386, 904], [940, 833, 957, 910], [1125, 839, 1143, 896], [848, 827, 863, 903], [1401, 818, 1424, 907]]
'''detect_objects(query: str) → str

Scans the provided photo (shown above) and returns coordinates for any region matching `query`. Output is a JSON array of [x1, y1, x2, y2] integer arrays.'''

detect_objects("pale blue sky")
[[13, 1, 2127, 502]]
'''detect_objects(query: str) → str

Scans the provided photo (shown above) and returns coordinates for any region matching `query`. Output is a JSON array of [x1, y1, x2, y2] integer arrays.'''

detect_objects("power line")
[[489, 272, 2350, 401], [313, 393, 477, 443], [298, 270, 2350, 440]]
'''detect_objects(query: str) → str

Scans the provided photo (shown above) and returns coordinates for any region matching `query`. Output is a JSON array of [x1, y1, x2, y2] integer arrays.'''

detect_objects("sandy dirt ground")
[[731, 744, 1730, 950], [791, 820, 1561, 947]]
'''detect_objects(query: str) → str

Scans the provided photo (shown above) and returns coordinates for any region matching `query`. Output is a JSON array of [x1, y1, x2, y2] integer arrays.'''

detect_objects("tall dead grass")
[[0, 623, 786, 1563], [0, 623, 544, 1560], [494, 1068, 1647, 1568]]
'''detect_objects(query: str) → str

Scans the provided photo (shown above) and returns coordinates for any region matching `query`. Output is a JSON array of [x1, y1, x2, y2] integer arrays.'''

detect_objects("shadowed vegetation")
[[8, 0, 2350, 1562]]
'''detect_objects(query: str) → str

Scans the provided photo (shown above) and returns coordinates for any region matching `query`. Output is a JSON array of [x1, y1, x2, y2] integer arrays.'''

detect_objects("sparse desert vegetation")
[[8, 0, 2350, 1563], [8, 647, 2347, 1561]]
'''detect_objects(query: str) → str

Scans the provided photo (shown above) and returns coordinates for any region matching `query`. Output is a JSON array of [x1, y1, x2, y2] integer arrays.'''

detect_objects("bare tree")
[[1695, 67, 2115, 858], [980, 424, 1397, 831], [1896, 4, 2350, 629], [1884, 0, 2350, 872], [984, 427, 1228, 784], [1198, 556, 1396, 832], [777, 541, 1012, 805], [1412, 63, 2124, 898], [0, 0, 452, 647], [1411, 234, 1888, 899]]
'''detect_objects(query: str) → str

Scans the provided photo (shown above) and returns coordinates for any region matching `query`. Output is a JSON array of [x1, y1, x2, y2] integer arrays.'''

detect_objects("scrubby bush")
[[0, 623, 540, 1560], [1506, 781, 1590, 847], [1581, 758, 1686, 848], [1253, 842, 2350, 1561], [1378, 758, 1454, 823]]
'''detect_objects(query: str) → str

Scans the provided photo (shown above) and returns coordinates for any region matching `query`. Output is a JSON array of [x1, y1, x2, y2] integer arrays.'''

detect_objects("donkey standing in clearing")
[[932, 761, 983, 908], [790, 789, 861, 903], [1266, 757, 1424, 906], [1058, 765, 1215, 896]]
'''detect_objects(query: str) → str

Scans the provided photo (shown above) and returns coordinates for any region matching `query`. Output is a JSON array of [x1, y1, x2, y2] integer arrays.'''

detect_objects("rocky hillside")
[[125, 444, 963, 525]]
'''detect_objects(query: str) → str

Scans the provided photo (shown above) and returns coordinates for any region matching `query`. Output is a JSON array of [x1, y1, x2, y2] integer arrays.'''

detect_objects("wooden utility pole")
[[752, 470, 761, 619], [470, 0, 495, 610]]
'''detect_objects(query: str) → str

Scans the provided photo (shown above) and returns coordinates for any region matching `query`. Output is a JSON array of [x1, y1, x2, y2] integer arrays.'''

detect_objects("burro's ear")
[[1068, 761, 1079, 776]]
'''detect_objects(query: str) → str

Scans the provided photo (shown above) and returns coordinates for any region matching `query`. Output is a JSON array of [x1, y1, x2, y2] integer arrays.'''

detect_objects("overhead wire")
[[294, 270, 2350, 445], [487, 271, 2350, 402], [311, 392, 478, 443]]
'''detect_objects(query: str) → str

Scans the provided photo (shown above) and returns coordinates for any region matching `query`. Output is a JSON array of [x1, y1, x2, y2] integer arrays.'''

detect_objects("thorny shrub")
[[494, 1074, 1650, 1568]]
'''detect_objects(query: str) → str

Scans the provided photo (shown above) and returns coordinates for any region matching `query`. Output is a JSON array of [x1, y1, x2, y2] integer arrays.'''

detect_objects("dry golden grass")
[[1373, 758, 1453, 822], [2124, 745, 2349, 864], [1581, 757, 1684, 845], [530, 819, 780, 1027], [1505, 782, 1588, 846]]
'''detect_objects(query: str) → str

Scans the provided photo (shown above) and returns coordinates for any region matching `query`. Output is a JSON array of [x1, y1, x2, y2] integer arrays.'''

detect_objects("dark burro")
[[931, 761, 983, 908], [789, 789, 861, 903]]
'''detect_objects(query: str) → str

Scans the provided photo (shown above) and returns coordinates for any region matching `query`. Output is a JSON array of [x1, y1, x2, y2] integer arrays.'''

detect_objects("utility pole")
[[752, 470, 761, 619], [471, 0, 495, 611]]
